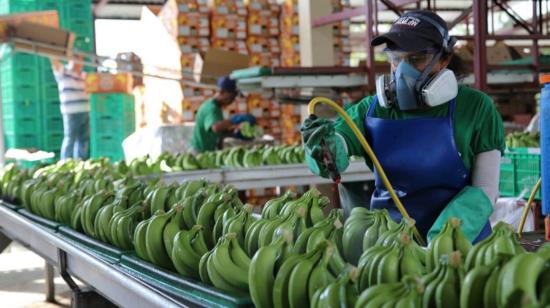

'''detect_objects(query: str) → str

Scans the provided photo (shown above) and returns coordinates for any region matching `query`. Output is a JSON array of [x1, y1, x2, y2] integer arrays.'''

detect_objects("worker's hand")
[[301, 116, 349, 178]]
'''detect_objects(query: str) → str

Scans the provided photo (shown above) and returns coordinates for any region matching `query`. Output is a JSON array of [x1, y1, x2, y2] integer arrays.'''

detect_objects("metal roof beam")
[[494, 0, 533, 34]]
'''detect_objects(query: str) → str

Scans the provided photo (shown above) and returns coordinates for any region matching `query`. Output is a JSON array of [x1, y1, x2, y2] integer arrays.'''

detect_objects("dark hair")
[[443, 51, 467, 81]]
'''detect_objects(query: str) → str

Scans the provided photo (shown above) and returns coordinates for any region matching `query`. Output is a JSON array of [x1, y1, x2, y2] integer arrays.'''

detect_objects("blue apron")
[[364, 97, 491, 243]]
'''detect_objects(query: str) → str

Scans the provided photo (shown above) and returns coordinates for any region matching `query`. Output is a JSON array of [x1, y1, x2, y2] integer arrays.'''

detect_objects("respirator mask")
[[376, 14, 458, 111]]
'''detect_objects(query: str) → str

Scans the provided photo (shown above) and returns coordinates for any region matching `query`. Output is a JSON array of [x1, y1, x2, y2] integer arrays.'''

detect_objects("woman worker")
[[302, 10, 505, 243]]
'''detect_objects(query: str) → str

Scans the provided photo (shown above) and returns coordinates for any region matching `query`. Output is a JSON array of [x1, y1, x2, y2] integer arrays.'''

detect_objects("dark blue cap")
[[217, 76, 238, 94], [371, 10, 454, 53]]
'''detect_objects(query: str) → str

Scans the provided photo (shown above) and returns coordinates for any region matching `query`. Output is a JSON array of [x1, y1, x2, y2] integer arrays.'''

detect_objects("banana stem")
[[307, 97, 426, 246], [517, 177, 542, 237]]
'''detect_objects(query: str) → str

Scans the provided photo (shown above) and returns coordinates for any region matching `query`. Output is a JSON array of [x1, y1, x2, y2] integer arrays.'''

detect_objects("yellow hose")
[[517, 177, 541, 237], [308, 97, 426, 246]]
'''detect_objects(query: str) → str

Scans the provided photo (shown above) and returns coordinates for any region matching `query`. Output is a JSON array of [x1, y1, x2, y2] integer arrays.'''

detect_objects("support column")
[[473, 0, 488, 91], [45, 262, 55, 303], [365, 0, 375, 92]]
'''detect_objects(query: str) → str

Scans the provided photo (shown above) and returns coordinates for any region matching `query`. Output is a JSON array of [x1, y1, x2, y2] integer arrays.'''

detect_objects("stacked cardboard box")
[[280, 0, 300, 67], [246, 1, 281, 67], [210, 0, 248, 54]]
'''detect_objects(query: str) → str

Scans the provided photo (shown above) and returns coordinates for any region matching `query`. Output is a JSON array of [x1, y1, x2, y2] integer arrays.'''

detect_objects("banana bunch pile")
[[199, 233, 252, 295], [425, 217, 471, 271], [357, 232, 426, 291], [505, 131, 540, 148], [124, 144, 306, 175], [342, 208, 399, 265], [0, 163, 33, 202], [311, 268, 360, 308], [6, 160, 550, 307], [422, 251, 464, 307], [355, 276, 424, 307]]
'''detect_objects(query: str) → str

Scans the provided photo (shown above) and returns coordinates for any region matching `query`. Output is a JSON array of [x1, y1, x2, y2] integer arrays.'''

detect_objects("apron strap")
[[367, 96, 379, 117]]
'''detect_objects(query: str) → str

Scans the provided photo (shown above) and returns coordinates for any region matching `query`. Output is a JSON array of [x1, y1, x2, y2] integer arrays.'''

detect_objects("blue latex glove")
[[427, 186, 494, 242], [301, 116, 349, 179], [230, 113, 256, 125]]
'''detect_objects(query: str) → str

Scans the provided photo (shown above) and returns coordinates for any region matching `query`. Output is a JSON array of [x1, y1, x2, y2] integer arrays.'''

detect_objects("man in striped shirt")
[[51, 56, 90, 160]]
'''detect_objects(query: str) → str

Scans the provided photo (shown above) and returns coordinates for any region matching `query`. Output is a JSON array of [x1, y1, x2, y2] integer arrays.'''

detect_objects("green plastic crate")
[[90, 135, 125, 162], [36, 0, 59, 11], [499, 154, 515, 197], [43, 116, 63, 132], [90, 93, 135, 136], [42, 99, 61, 117], [42, 82, 60, 101], [1, 85, 40, 107], [0, 0, 36, 15], [4, 132, 41, 149], [61, 2, 91, 20], [2, 94, 41, 116], [3, 114, 41, 135], [499, 147, 541, 199]]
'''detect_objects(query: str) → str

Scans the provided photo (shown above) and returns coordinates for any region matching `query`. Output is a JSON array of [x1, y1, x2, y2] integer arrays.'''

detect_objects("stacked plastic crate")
[[89, 93, 135, 162], [178, 0, 211, 123], [245, 0, 282, 141]]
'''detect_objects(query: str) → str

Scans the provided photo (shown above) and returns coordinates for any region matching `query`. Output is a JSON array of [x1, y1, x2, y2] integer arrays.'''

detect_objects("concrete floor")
[[0, 242, 72, 308]]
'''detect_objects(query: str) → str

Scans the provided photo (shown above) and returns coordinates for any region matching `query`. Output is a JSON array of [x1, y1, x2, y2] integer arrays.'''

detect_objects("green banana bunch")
[[54, 192, 79, 224], [342, 207, 375, 265], [362, 209, 397, 251], [205, 233, 251, 295], [144, 209, 177, 270], [109, 204, 146, 250], [162, 205, 186, 258], [464, 222, 525, 271], [355, 276, 424, 308], [459, 253, 509, 308], [221, 204, 255, 248], [249, 233, 294, 308], [196, 190, 236, 247], [149, 184, 177, 215], [171, 225, 210, 279], [242, 149, 263, 168], [357, 233, 426, 292], [505, 131, 540, 148], [261, 191, 297, 219], [262, 147, 282, 165], [181, 153, 201, 170], [496, 252, 547, 307], [272, 240, 330, 308], [311, 267, 359, 308], [80, 191, 115, 238], [181, 190, 207, 230], [426, 217, 471, 272], [422, 251, 465, 308], [279, 189, 328, 226]]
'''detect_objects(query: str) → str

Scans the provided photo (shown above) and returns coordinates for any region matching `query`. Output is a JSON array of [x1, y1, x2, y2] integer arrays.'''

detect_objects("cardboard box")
[[12, 22, 74, 57], [178, 36, 210, 53], [180, 53, 202, 69], [249, 52, 280, 67], [210, 39, 248, 54], [210, 0, 247, 16], [193, 48, 250, 84], [0, 10, 60, 41], [85, 73, 134, 94], [176, 0, 209, 13]]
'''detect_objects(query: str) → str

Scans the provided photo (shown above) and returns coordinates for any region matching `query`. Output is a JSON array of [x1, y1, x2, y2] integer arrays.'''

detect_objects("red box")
[[178, 36, 210, 53], [210, 0, 247, 16], [176, 0, 209, 13]]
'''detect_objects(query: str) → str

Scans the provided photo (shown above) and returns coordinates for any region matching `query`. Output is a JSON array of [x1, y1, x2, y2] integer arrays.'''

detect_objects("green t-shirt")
[[191, 98, 224, 152], [334, 85, 505, 170]]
